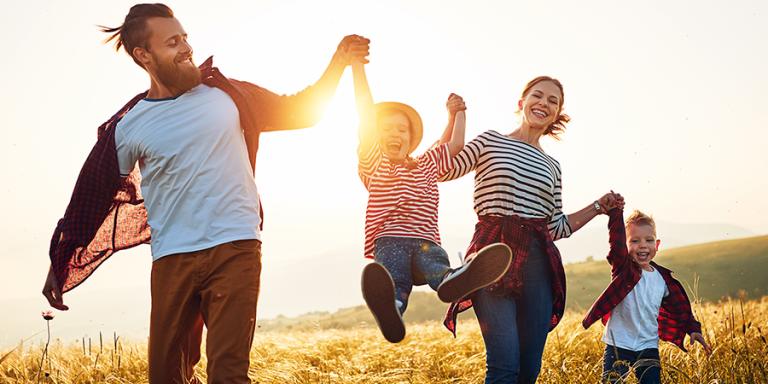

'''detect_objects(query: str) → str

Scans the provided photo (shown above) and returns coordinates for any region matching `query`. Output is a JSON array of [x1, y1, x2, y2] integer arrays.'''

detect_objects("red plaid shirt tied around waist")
[[582, 208, 702, 351], [443, 214, 567, 336]]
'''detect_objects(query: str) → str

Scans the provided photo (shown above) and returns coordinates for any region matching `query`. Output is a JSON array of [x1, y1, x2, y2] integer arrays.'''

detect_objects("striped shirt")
[[359, 143, 453, 258], [441, 130, 572, 240]]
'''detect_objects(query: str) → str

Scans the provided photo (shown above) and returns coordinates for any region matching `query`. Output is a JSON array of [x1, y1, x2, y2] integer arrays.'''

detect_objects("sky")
[[1, 0, 767, 346]]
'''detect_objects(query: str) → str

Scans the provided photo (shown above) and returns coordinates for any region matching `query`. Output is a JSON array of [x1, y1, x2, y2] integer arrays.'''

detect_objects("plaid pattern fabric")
[[582, 208, 702, 351], [49, 56, 320, 292], [443, 214, 567, 336], [49, 90, 151, 293]]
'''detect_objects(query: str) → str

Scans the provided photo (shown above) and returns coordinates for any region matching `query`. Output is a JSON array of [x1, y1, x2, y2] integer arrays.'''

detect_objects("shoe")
[[361, 263, 406, 343], [437, 243, 513, 303]]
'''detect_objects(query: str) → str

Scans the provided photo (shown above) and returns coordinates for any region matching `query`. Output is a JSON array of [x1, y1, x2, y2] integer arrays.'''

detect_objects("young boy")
[[583, 204, 712, 383], [351, 61, 512, 343]]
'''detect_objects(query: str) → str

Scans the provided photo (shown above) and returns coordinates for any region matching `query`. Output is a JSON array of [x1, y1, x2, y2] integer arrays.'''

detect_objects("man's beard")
[[153, 54, 202, 95]]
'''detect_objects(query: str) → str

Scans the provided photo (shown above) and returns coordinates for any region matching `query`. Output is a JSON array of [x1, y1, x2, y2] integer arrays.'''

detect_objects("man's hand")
[[446, 93, 466, 114], [42, 266, 69, 311], [336, 34, 370, 65], [690, 332, 712, 356]]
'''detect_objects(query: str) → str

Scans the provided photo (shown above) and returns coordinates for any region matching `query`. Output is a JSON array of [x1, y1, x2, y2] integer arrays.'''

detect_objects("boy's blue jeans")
[[373, 237, 452, 313], [602, 344, 661, 384], [471, 236, 553, 384]]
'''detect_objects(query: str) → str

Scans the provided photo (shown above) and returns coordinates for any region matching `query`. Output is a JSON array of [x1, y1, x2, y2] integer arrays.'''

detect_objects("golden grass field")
[[2, 297, 767, 383]]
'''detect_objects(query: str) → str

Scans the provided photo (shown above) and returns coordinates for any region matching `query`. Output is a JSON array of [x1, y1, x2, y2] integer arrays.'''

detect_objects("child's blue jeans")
[[373, 236, 452, 313], [603, 344, 661, 384]]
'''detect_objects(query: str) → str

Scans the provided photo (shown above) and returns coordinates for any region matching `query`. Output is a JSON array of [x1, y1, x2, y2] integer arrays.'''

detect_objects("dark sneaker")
[[361, 263, 406, 343], [437, 243, 513, 303]]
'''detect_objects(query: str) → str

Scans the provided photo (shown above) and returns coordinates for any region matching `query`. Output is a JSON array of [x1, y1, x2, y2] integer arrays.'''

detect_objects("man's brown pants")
[[148, 239, 262, 383]]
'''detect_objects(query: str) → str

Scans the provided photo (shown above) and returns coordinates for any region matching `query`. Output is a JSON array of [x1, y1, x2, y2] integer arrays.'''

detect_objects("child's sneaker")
[[361, 262, 406, 343], [437, 243, 513, 303]]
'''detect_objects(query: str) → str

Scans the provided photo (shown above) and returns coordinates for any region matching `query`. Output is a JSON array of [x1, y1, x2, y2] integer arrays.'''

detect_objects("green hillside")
[[258, 235, 768, 332], [566, 235, 768, 309]]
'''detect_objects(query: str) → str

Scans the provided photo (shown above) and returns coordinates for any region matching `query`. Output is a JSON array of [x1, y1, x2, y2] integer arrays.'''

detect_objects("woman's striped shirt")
[[359, 143, 452, 258], [440, 130, 572, 240]]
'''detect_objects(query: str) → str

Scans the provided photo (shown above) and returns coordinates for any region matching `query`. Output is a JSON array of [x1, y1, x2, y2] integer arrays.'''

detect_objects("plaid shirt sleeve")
[[607, 208, 630, 274], [658, 268, 702, 351], [50, 92, 151, 293], [582, 208, 637, 328]]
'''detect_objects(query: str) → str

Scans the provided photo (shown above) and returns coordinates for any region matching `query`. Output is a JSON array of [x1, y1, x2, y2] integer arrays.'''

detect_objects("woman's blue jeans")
[[472, 237, 553, 384]]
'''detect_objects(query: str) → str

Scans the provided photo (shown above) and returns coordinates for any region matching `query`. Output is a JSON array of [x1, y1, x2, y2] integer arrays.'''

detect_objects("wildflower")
[[37, 310, 55, 382], [42, 310, 55, 321]]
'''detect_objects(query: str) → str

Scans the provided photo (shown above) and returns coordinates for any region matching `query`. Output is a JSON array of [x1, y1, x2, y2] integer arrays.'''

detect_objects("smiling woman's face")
[[519, 80, 563, 130]]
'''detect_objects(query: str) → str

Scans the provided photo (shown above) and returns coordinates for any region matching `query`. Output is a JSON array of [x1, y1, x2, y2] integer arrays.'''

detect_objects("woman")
[[441, 76, 620, 383]]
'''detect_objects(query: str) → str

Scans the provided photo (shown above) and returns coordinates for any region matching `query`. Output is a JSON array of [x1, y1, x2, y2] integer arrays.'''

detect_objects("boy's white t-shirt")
[[115, 84, 261, 261], [603, 267, 670, 351]]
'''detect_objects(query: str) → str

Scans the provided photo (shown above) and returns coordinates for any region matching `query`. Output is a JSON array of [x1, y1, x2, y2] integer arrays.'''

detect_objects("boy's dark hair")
[[100, 3, 174, 67]]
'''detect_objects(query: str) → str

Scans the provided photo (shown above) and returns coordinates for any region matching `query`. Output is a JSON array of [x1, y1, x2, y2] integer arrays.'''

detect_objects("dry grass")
[[2, 298, 767, 383]]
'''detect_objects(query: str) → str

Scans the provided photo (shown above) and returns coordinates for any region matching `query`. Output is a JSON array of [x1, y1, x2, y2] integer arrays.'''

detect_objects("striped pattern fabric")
[[359, 143, 452, 258], [582, 208, 702, 352], [440, 130, 572, 240]]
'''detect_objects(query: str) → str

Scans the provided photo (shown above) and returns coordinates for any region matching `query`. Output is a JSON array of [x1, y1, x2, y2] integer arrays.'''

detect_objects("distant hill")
[[257, 235, 768, 332], [554, 219, 755, 263], [566, 234, 768, 309]]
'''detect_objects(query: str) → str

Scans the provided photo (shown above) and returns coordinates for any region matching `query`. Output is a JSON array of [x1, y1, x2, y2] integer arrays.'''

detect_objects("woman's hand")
[[598, 190, 624, 213], [446, 93, 466, 114]]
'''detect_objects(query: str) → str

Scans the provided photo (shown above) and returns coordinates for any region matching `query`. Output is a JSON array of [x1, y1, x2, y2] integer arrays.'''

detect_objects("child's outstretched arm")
[[448, 111, 466, 157], [352, 61, 377, 156], [604, 193, 628, 273], [438, 93, 466, 149], [445, 94, 467, 157]]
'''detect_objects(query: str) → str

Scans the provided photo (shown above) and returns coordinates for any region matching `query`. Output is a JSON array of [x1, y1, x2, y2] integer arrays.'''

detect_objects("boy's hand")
[[446, 93, 466, 114], [611, 190, 625, 210], [337, 34, 370, 65], [689, 332, 712, 356]]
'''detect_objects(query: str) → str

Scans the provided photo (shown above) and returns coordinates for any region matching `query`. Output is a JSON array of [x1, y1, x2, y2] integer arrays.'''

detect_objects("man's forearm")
[[310, 51, 348, 103], [259, 50, 348, 132]]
